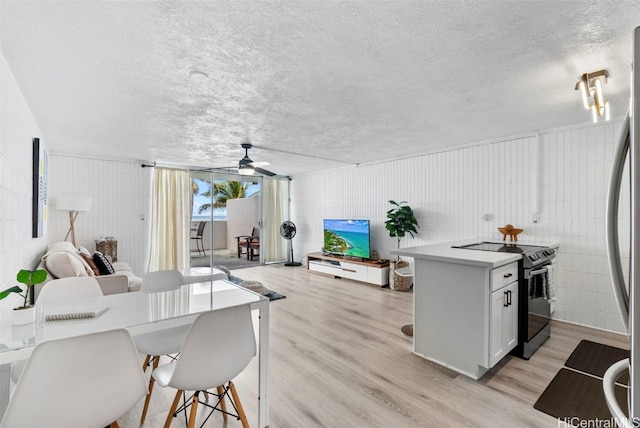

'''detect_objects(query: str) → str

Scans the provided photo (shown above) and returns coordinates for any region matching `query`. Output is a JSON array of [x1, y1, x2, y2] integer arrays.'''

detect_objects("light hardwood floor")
[[119, 264, 629, 428]]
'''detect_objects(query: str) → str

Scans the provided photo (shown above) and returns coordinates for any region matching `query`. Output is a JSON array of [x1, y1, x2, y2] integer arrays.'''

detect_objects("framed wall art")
[[32, 137, 48, 238]]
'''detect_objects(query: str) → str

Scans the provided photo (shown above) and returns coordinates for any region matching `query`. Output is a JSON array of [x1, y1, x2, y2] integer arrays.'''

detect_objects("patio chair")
[[236, 226, 260, 260], [191, 221, 207, 256]]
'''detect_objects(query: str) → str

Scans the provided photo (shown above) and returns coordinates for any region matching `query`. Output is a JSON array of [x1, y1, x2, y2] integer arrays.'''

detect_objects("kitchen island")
[[392, 239, 555, 380]]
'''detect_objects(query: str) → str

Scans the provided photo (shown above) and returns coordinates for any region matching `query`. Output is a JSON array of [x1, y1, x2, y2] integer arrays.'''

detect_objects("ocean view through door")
[[189, 171, 262, 271]]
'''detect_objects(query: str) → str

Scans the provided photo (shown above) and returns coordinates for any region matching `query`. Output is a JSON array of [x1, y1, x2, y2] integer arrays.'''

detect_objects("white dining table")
[[0, 279, 270, 427]]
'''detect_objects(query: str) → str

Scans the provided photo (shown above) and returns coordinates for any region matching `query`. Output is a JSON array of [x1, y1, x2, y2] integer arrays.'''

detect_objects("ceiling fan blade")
[[254, 167, 277, 177], [249, 161, 271, 167]]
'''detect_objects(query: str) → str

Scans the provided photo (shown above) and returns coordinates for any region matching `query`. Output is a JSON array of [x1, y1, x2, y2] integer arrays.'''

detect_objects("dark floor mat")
[[565, 340, 629, 384], [534, 368, 628, 422]]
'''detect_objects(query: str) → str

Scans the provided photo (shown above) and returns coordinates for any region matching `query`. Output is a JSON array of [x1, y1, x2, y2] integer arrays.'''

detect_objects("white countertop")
[[391, 239, 559, 268]]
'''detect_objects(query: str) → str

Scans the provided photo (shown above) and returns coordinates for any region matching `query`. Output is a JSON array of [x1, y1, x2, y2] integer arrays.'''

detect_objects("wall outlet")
[[532, 212, 540, 223], [481, 213, 493, 221]]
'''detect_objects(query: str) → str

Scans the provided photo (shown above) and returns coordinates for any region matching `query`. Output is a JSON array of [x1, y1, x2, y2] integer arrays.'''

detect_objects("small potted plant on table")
[[385, 200, 419, 291], [0, 269, 48, 325]]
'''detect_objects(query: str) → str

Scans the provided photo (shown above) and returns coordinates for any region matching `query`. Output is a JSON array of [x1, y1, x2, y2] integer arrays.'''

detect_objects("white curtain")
[[147, 167, 191, 272], [262, 177, 288, 263]]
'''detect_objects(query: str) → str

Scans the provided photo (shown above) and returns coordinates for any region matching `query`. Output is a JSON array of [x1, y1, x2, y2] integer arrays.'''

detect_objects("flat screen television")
[[323, 219, 371, 259]]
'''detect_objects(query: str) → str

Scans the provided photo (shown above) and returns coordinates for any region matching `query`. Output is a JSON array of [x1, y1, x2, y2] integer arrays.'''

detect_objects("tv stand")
[[307, 252, 390, 286]]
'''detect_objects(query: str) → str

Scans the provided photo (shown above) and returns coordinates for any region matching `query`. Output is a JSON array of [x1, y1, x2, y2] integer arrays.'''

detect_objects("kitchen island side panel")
[[414, 259, 490, 379]]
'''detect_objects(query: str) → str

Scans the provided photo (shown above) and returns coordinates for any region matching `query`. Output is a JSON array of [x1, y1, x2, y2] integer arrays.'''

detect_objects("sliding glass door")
[[189, 171, 264, 270], [189, 171, 216, 267]]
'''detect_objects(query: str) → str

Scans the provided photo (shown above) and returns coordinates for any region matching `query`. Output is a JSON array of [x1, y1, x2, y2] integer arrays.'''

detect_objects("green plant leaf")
[[0, 286, 22, 300], [31, 270, 48, 284], [16, 269, 47, 286], [385, 200, 419, 240], [16, 270, 31, 285]]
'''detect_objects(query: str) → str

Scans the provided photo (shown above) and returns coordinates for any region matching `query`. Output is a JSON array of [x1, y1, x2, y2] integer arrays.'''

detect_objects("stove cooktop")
[[453, 242, 546, 254], [453, 241, 555, 268]]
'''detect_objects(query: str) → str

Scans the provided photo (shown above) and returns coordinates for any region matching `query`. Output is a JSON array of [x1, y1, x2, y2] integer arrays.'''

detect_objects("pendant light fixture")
[[575, 69, 610, 123]]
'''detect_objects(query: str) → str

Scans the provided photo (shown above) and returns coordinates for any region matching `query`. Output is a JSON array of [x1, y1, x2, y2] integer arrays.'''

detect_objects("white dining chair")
[[0, 328, 147, 428], [36, 276, 103, 303], [10, 276, 104, 385], [152, 304, 256, 428], [137, 269, 191, 423], [182, 268, 228, 284]]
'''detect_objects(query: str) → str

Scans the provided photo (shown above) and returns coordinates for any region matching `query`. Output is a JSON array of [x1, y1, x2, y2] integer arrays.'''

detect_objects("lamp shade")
[[55, 195, 92, 212]]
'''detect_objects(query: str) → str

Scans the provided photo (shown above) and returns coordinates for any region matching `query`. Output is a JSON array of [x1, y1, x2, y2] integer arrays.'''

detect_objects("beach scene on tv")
[[323, 219, 371, 259]]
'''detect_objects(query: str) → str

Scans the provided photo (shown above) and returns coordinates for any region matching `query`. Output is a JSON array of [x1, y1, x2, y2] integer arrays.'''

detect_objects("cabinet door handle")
[[504, 273, 513, 278], [504, 291, 509, 307]]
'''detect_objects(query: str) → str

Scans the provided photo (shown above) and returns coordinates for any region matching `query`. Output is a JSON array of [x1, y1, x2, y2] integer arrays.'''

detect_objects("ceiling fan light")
[[238, 164, 255, 175], [605, 101, 611, 121], [591, 104, 598, 123]]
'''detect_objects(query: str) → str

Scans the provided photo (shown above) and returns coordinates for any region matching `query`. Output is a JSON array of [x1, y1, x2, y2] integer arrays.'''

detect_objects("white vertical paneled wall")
[[0, 54, 48, 302], [292, 119, 626, 333], [47, 155, 152, 276], [226, 197, 260, 250]]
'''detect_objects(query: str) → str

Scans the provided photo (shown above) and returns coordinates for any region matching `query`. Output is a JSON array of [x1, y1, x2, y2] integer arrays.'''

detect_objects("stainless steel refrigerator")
[[604, 25, 640, 428]]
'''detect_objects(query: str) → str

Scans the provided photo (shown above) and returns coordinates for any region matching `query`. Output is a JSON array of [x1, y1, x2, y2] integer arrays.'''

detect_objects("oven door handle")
[[525, 266, 548, 279]]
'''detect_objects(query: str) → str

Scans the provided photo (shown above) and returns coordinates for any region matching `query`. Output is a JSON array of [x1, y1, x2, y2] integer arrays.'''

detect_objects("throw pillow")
[[42, 242, 95, 276], [78, 246, 92, 257], [45, 252, 89, 279], [93, 252, 116, 275], [80, 253, 100, 276], [46, 241, 78, 254]]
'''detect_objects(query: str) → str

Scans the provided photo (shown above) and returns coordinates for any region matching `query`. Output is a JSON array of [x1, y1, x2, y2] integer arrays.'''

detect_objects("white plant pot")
[[12, 306, 35, 325]]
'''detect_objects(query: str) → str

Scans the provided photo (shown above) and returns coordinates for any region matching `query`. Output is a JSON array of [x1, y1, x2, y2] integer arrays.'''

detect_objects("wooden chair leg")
[[163, 390, 183, 428], [140, 356, 161, 423], [141, 354, 151, 372], [187, 392, 199, 428], [217, 385, 228, 421], [228, 381, 249, 428]]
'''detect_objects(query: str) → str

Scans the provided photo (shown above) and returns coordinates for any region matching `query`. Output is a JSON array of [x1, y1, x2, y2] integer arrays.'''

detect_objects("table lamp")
[[55, 195, 92, 247]]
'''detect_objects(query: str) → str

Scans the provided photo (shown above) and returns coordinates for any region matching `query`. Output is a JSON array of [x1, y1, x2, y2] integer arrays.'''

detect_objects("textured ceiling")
[[2, 1, 640, 177]]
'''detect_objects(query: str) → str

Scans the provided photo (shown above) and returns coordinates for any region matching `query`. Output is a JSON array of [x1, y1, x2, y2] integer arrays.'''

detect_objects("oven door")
[[525, 264, 552, 342]]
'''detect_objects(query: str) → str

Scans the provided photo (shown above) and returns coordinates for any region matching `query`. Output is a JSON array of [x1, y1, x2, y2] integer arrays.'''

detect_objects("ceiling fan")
[[236, 142, 276, 177]]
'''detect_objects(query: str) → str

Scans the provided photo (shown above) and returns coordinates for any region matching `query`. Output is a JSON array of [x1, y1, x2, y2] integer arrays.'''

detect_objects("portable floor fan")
[[281, 221, 302, 266]]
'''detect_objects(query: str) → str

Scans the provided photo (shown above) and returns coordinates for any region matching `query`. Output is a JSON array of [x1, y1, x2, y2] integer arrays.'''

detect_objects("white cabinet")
[[489, 280, 518, 367], [306, 253, 390, 286], [411, 258, 519, 380], [490, 262, 518, 291]]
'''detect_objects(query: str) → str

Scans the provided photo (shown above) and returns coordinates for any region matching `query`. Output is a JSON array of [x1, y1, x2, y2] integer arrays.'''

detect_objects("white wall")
[[292, 119, 626, 333], [226, 197, 260, 251], [189, 220, 227, 251], [46, 155, 152, 276], [0, 54, 48, 305]]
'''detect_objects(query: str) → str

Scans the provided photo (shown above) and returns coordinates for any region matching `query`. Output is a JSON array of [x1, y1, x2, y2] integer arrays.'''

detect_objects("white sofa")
[[34, 242, 142, 300]]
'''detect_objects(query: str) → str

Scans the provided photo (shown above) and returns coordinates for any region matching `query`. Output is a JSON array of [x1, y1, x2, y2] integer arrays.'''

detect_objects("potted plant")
[[385, 200, 419, 291], [0, 269, 48, 325]]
